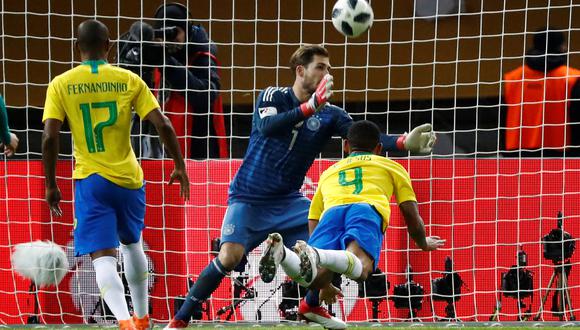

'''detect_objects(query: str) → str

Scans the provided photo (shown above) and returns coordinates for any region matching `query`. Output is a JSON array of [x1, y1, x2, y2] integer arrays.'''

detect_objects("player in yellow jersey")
[[42, 20, 189, 330], [261, 120, 444, 328]]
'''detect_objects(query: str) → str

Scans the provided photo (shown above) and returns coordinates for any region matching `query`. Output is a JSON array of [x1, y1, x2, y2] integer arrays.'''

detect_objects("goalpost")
[[0, 0, 579, 325]]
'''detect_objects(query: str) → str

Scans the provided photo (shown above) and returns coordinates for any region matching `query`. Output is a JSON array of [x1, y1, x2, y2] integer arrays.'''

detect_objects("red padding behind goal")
[[0, 159, 578, 323]]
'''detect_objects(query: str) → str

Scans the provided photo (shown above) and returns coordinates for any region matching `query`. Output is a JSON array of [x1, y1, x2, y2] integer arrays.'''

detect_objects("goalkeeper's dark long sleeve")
[[380, 133, 399, 152], [255, 107, 305, 137]]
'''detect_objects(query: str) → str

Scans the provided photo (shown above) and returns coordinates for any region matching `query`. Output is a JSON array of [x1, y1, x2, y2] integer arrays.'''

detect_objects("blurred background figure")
[[121, 3, 228, 159], [503, 27, 580, 157]]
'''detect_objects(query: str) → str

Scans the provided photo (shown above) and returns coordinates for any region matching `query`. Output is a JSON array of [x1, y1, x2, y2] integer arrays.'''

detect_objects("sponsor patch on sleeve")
[[258, 106, 278, 118]]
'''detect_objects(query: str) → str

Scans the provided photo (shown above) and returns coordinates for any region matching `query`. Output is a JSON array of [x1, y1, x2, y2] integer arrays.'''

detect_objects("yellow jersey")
[[308, 152, 417, 230], [43, 60, 160, 189]]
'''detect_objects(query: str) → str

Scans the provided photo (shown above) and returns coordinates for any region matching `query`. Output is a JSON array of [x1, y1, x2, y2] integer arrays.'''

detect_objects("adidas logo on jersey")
[[259, 106, 278, 118]]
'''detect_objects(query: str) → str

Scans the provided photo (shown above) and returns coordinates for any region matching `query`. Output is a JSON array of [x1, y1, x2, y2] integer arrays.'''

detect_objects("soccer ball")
[[331, 0, 374, 38]]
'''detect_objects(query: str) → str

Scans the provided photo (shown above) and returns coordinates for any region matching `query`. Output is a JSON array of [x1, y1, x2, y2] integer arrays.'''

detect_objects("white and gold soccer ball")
[[331, 0, 374, 38]]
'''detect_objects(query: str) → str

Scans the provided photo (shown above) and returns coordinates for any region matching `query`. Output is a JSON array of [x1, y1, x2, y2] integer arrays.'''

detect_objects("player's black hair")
[[289, 45, 329, 73], [347, 120, 380, 152], [76, 19, 109, 54], [532, 26, 565, 54]]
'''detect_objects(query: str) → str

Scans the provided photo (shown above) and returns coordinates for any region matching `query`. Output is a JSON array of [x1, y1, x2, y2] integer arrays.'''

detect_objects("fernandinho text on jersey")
[[67, 82, 127, 95]]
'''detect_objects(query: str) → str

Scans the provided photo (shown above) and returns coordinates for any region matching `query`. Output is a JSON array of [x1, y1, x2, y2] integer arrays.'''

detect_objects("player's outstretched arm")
[[42, 118, 63, 216], [144, 109, 190, 200], [337, 120, 435, 153], [396, 123, 437, 154], [399, 201, 445, 251]]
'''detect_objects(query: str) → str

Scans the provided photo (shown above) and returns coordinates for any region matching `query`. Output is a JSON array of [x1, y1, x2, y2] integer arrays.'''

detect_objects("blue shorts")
[[220, 197, 310, 253], [309, 203, 384, 269], [74, 174, 146, 256]]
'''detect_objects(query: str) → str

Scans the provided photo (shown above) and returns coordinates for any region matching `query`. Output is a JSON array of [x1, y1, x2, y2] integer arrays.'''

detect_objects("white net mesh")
[[0, 0, 579, 325]]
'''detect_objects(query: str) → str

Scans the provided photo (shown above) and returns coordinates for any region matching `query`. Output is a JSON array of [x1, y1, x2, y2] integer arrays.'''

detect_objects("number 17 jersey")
[[43, 61, 160, 189]]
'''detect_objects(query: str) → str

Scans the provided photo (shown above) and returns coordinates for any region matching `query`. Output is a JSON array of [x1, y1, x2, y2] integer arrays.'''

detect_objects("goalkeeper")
[[166, 44, 436, 329], [42, 19, 189, 330], [262, 120, 444, 328]]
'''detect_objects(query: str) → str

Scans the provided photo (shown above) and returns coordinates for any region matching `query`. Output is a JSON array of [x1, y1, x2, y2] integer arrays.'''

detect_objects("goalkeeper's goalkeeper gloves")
[[396, 123, 437, 153], [300, 74, 334, 117]]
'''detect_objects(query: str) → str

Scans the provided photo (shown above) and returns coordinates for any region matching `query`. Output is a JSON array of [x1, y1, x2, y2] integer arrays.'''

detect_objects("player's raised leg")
[[259, 196, 313, 285], [300, 204, 382, 283], [297, 204, 381, 330], [296, 240, 367, 282], [259, 232, 309, 286]]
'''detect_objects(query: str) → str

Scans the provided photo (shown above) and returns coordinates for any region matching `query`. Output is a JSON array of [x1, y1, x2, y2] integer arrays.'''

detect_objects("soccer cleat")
[[118, 319, 137, 330], [259, 232, 285, 283], [298, 299, 347, 329], [132, 314, 152, 330], [295, 240, 319, 284], [164, 318, 188, 329]]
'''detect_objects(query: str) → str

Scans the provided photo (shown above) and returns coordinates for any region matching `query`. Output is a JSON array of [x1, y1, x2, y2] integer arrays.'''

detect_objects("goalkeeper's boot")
[[295, 240, 319, 284], [298, 299, 346, 329], [164, 318, 188, 329], [119, 319, 137, 330], [259, 232, 285, 283], [132, 314, 152, 330]]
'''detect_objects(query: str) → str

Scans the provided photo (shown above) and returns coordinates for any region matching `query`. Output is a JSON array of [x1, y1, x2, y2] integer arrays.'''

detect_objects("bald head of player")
[[75, 19, 110, 61]]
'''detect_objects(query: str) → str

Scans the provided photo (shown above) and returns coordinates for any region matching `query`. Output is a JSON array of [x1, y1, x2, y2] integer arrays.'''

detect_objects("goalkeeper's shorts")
[[308, 203, 383, 269], [73, 174, 145, 256], [220, 196, 310, 253]]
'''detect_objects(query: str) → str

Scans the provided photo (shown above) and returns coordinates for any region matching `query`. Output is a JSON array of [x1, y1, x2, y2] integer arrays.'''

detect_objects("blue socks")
[[174, 258, 229, 321], [305, 289, 320, 307]]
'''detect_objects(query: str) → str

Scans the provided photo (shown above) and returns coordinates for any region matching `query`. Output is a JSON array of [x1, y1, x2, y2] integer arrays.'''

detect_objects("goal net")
[[1, 0, 579, 325]]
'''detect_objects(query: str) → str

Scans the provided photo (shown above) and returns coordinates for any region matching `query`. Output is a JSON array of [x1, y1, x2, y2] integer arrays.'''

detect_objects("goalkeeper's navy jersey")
[[228, 86, 398, 204]]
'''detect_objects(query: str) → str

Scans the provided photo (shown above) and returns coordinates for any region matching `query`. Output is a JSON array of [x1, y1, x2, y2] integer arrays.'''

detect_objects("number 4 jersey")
[[43, 60, 160, 189], [308, 152, 417, 231]]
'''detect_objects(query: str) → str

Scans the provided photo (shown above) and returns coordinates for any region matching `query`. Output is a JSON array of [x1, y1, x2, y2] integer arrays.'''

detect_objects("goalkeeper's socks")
[[316, 249, 363, 280], [174, 258, 228, 321], [120, 239, 148, 318], [93, 256, 131, 321], [305, 289, 320, 307]]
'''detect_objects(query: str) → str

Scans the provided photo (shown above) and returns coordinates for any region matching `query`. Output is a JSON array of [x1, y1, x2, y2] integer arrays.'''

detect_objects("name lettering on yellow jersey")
[[67, 82, 128, 95], [346, 154, 372, 164]]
